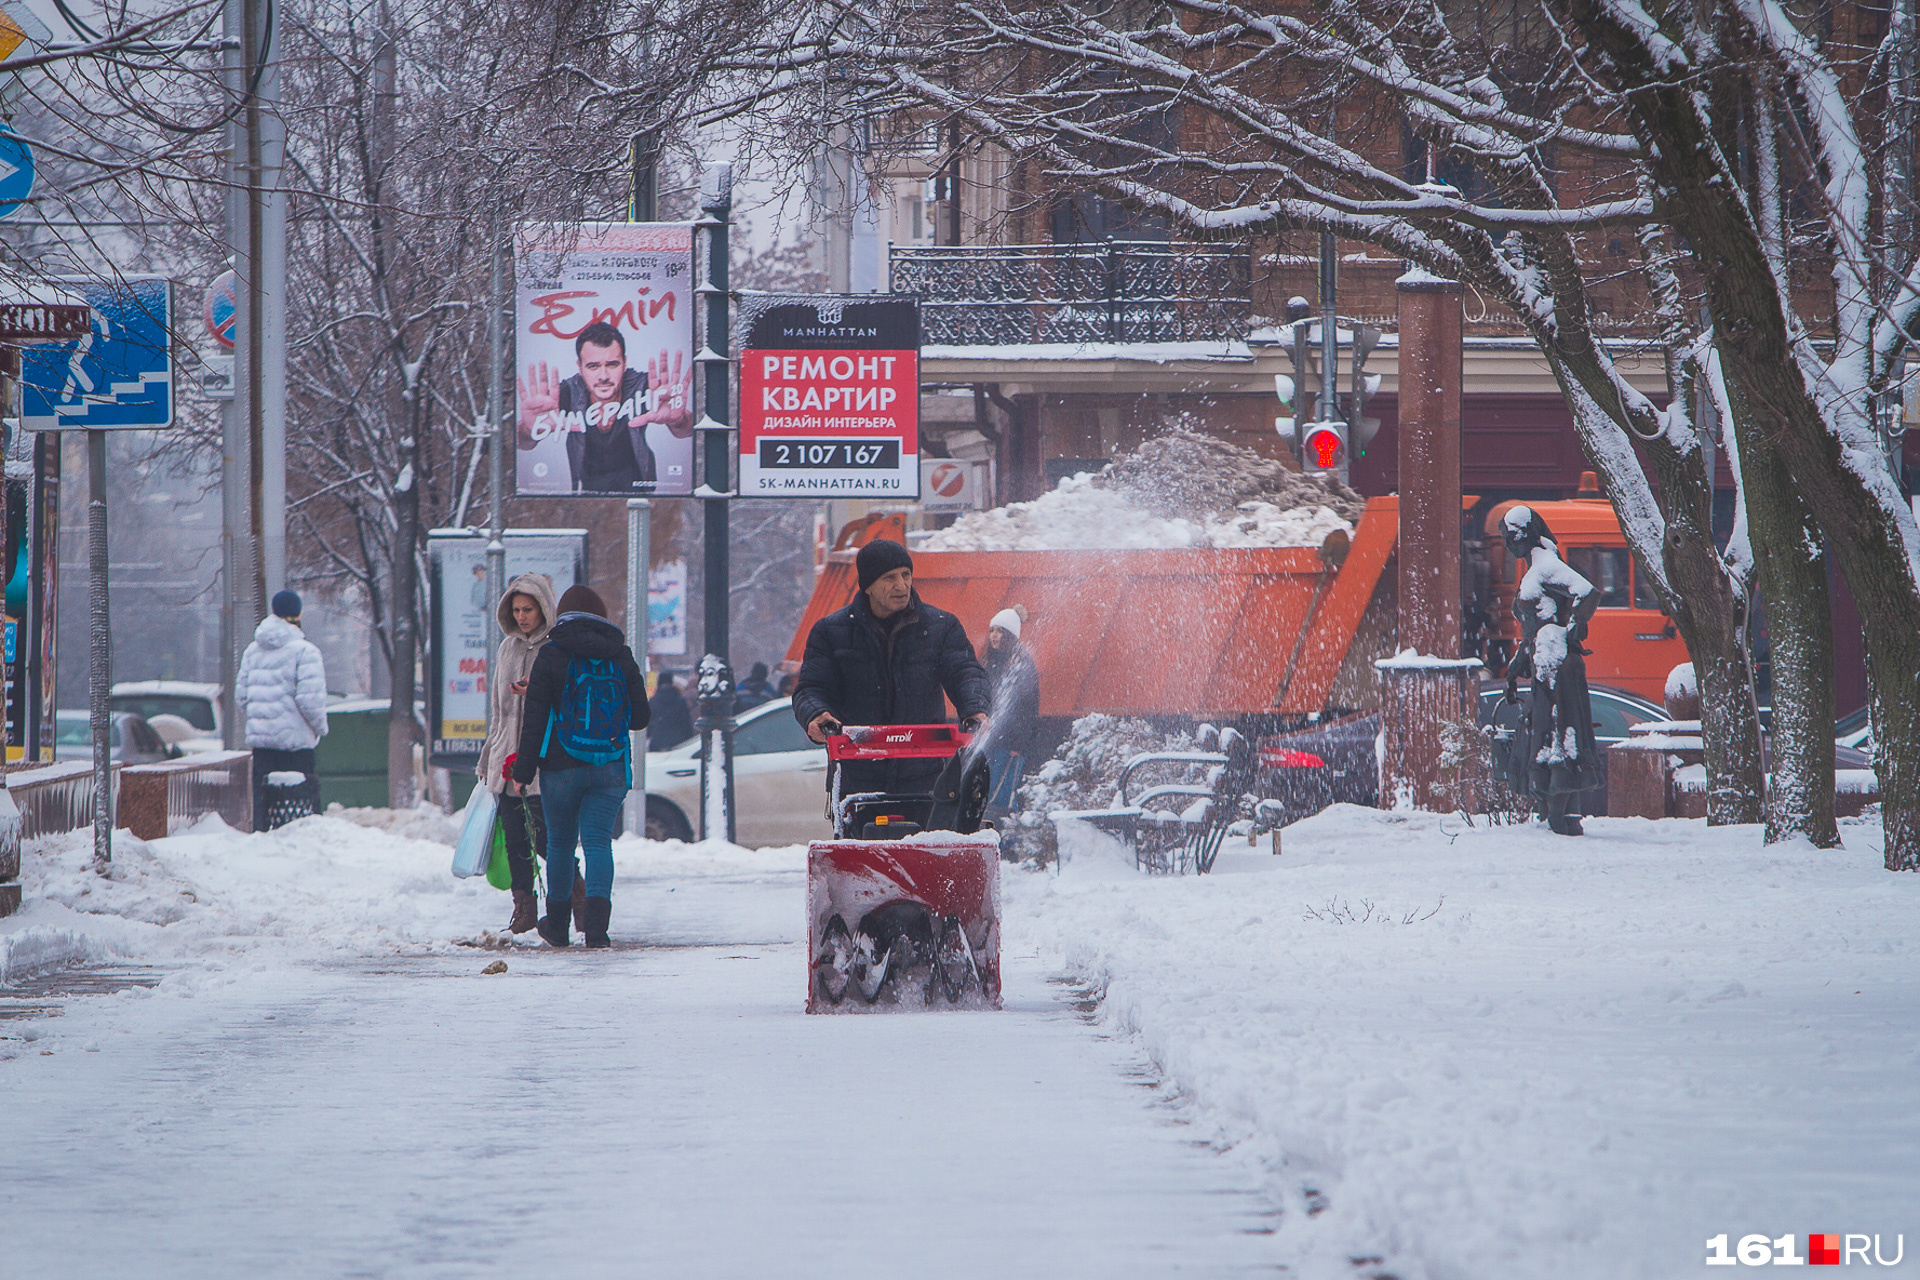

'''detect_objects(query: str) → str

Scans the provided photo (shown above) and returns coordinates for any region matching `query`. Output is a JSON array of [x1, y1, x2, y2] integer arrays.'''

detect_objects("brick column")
[[1376, 269, 1476, 811], [1394, 269, 1463, 657]]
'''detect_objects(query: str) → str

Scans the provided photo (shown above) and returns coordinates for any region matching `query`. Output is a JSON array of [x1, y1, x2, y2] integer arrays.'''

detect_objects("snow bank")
[[924, 432, 1361, 551], [0, 814, 804, 981], [1004, 806, 1920, 1279]]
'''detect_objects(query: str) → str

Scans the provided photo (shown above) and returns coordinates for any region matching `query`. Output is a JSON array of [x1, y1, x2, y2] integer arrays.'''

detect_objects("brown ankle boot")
[[507, 889, 537, 934], [571, 874, 587, 932]]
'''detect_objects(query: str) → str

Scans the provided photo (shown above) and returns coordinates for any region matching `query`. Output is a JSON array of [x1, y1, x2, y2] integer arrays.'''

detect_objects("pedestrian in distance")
[[511, 584, 648, 948], [647, 670, 695, 750], [794, 538, 991, 805], [476, 572, 562, 936], [1499, 506, 1602, 836], [734, 661, 777, 713], [237, 590, 329, 831], [981, 606, 1040, 820]]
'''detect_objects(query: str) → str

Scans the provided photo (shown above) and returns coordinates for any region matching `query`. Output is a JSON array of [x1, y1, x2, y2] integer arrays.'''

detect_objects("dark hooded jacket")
[[511, 612, 648, 783], [793, 589, 990, 795], [648, 680, 695, 749], [984, 636, 1041, 757]]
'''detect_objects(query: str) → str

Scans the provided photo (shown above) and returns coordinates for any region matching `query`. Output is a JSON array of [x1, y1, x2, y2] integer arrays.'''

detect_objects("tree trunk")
[[1572, 0, 1920, 869], [1734, 422, 1838, 845]]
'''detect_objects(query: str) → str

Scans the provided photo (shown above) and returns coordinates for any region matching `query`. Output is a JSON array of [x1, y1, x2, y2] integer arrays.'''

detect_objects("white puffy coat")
[[237, 615, 330, 750]]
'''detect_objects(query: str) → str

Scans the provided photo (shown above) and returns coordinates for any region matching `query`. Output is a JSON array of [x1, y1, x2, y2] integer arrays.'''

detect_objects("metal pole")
[[241, 0, 267, 623], [484, 205, 505, 704], [1318, 230, 1338, 427], [218, 0, 247, 749], [87, 430, 111, 870], [625, 497, 649, 837], [258, 0, 286, 597], [694, 163, 736, 843]]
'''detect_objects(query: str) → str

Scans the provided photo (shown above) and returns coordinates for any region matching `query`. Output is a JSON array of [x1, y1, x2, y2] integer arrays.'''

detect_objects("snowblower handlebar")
[[826, 724, 976, 762]]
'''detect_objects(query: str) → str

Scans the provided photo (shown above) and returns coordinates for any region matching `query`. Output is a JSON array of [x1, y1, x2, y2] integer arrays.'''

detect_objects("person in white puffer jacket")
[[237, 590, 330, 829]]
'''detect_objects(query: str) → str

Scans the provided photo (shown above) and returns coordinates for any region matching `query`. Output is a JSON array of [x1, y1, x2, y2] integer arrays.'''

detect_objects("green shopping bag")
[[485, 821, 512, 890]]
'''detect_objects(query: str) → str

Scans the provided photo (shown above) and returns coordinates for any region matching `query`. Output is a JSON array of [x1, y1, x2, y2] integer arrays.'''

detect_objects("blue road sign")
[[21, 276, 175, 431], [0, 123, 34, 220]]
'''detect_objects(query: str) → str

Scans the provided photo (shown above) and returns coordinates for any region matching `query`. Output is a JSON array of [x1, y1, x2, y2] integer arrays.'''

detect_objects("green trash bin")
[[315, 698, 395, 810]]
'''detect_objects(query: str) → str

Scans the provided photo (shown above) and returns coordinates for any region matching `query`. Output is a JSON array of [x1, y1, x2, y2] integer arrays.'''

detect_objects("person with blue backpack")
[[509, 584, 649, 948]]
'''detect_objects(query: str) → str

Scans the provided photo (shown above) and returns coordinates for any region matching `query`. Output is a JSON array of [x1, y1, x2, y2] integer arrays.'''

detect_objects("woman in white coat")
[[236, 590, 329, 830], [475, 572, 568, 934]]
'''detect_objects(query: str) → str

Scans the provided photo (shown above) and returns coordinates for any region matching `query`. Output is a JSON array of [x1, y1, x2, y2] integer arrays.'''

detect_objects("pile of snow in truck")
[[923, 432, 1363, 551]]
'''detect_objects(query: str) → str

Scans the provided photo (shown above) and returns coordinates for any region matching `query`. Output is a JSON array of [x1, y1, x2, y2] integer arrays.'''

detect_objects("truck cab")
[[1483, 480, 1689, 703]]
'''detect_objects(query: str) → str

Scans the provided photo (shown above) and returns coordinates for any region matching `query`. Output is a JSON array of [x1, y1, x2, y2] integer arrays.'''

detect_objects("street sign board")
[[21, 276, 175, 431], [0, 303, 87, 339], [203, 268, 237, 349], [0, 123, 34, 220], [919, 458, 986, 514], [738, 296, 920, 499]]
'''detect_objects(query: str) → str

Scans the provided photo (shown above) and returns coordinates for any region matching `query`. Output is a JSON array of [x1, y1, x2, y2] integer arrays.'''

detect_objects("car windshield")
[[56, 713, 90, 745], [111, 695, 215, 731]]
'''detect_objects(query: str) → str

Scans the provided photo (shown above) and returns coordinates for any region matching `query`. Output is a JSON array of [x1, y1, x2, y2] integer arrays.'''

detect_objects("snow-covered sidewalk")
[[0, 818, 1274, 1278], [1, 806, 1915, 1279]]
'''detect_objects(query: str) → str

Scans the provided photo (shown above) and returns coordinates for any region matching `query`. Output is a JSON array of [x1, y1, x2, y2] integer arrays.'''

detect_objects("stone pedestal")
[[1376, 657, 1481, 811]]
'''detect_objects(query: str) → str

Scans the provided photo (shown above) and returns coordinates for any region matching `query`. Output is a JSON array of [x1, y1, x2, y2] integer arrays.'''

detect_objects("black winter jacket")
[[793, 591, 990, 795], [511, 613, 648, 784]]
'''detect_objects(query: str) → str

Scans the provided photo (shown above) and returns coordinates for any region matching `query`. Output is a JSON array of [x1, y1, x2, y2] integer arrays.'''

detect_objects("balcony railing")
[[890, 240, 1252, 347]]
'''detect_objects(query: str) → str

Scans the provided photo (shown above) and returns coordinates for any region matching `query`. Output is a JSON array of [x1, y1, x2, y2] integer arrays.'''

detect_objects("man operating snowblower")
[[794, 539, 992, 814]]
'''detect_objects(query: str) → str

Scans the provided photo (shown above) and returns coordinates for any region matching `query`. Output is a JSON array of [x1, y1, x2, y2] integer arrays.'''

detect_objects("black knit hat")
[[856, 538, 913, 591]]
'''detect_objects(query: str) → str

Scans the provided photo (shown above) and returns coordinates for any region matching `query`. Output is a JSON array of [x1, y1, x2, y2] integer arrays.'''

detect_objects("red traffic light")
[[1303, 424, 1345, 470]]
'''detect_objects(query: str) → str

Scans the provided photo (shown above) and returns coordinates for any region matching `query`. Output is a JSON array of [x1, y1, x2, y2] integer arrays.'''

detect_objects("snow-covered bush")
[[1003, 714, 1202, 863]]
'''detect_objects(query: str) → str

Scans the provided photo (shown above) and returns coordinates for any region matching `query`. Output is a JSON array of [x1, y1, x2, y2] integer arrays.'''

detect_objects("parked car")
[[643, 696, 832, 848], [1260, 684, 1875, 824], [1835, 705, 1873, 755], [1256, 683, 1667, 822], [54, 710, 178, 765], [110, 681, 223, 753]]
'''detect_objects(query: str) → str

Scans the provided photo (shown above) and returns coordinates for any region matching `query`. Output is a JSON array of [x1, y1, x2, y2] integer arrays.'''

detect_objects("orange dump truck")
[[786, 491, 1690, 725]]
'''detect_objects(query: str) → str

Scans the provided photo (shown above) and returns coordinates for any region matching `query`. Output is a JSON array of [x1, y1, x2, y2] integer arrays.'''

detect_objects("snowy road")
[[0, 841, 1278, 1279]]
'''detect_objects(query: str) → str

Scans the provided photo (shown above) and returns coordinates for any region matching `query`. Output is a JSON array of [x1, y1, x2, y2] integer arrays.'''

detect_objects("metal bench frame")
[[1049, 726, 1278, 875]]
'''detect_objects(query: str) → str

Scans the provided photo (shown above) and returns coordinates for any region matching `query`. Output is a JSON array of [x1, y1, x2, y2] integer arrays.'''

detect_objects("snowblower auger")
[[805, 725, 1003, 1013]]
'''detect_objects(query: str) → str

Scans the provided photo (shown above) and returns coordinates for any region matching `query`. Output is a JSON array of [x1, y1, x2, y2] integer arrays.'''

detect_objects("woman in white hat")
[[981, 606, 1040, 819]]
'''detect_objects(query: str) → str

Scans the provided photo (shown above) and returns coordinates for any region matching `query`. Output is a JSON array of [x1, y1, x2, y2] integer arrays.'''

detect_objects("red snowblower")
[[806, 724, 1002, 1013]]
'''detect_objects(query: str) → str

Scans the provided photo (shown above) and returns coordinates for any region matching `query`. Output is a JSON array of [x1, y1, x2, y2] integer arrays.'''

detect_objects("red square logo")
[[1810, 1234, 1841, 1266]]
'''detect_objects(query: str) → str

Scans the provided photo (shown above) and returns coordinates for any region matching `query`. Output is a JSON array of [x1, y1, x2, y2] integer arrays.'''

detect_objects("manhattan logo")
[[1707, 1234, 1904, 1266]]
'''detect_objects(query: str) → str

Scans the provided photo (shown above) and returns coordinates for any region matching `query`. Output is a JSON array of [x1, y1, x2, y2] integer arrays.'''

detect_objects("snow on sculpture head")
[[1501, 504, 1556, 559]]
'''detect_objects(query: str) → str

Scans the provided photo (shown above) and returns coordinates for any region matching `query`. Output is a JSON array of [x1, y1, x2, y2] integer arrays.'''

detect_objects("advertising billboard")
[[426, 529, 587, 767], [738, 296, 919, 499], [648, 558, 687, 657], [514, 223, 695, 497]]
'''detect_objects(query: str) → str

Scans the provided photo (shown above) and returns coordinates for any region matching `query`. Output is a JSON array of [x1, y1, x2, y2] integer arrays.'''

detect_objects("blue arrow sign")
[[20, 276, 175, 431], [0, 123, 35, 220]]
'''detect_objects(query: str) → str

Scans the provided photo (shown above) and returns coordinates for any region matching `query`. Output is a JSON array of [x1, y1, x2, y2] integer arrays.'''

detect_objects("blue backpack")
[[542, 656, 631, 766]]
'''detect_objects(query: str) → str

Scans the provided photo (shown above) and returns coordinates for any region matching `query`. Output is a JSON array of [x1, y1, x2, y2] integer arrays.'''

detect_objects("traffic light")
[[1301, 420, 1348, 477]]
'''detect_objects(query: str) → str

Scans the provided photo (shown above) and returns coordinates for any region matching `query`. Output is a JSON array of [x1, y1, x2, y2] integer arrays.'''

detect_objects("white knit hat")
[[989, 608, 1022, 638]]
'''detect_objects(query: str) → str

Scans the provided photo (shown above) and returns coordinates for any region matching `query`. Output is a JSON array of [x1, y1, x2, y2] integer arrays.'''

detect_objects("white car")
[[643, 697, 833, 848], [110, 680, 224, 753]]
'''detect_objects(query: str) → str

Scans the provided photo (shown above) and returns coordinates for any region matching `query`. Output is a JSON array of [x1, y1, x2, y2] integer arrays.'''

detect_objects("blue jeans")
[[538, 759, 628, 902]]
